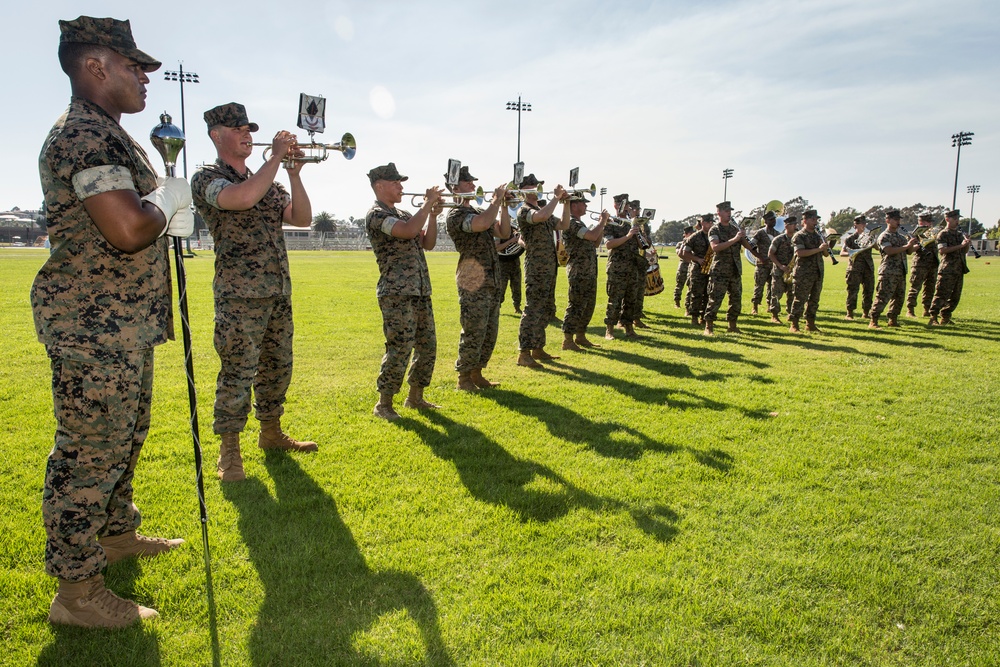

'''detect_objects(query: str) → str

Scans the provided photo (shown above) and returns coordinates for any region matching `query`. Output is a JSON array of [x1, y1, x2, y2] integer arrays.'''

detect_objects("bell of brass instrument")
[[846, 225, 882, 262]]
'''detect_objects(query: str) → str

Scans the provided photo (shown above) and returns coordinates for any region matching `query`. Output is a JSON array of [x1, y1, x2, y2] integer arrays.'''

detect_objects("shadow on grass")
[[398, 411, 682, 544], [476, 388, 738, 468], [37, 560, 162, 667], [222, 454, 454, 667]]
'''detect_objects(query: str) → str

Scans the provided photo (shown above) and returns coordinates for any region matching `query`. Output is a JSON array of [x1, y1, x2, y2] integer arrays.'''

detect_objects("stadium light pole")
[[722, 168, 734, 201], [967, 185, 980, 238], [950, 131, 973, 209], [506, 95, 532, 180], [163, 64, 200, 179]]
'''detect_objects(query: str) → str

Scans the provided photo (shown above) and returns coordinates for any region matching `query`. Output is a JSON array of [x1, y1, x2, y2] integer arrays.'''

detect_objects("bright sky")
[[2, 0, 996, 229]]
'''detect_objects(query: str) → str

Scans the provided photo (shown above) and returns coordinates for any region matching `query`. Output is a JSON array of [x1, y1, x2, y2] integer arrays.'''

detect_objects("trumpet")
[[587, 210, 629, 224], [404, 186, 485, 209], [252, 132, 356, 165], [539, 183, 597, 199]]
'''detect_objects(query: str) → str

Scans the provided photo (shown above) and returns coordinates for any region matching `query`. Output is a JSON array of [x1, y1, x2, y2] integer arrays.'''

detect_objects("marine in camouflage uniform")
[[868, 210, 919, 328], [750, 213, 780, 314], [561, 195, 608, 350], [843, 216, 876, 320], [673, 226, 694, 308], [628, 204, 652, 329], [192, 102, 318, 483], [34, 15, 187, 628], [906, 213, 940, 317], [496, 237, 523, 313], [445, 167, 510, 390], [929, 210, 970, 325], [788, 210, 828, 333], [366, 163, 443, 418], [766, 217, 798, 323], [682, 216, 713, 325], [515, 174, 570, 367], [703, 202, 758, 335]]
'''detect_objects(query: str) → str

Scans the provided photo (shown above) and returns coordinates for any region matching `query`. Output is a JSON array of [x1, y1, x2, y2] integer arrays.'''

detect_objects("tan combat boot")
[[259, 418, 318, 452], [922, 308, 931, 317], [604, 327, 616, 340], [623, 323, 638, 338], [805, 320, 821, 333], [634, 319, 649, 329], [886, 317, 900, 327], [531, 348, 559, 361], [561, 333, 581, 351], [457, 372, 479, 392], [727, 320, 742, 334], [906, 307, 916, 318], [575, 334, 599, 348], [869, 317, 881, 329], [404, 386, 440, 409], [216, 432, 245, 482], [789, 318, 801, 333], [751, 304, 759, 316], [703, 321, 714, 336], [373, 393, 400, 420], [845, 311, 855, 321], [100, 530, 184, 565], [48, 574, 158, 628], [690, 314, 700, 327], [928, 315, 940, 326], [470, 368, 500, 389], [517, 350, 543, 368], [770, 314, 782, 324], [940, 315, 953, 325]]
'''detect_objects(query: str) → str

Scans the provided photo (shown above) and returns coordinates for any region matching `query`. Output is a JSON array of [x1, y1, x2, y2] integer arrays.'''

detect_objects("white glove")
[[142, 176, 192, 227], [162, 205, 195, 238]]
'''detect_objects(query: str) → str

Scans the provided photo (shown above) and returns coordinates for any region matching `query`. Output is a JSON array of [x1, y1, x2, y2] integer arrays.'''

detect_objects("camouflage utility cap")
[[59, 16, 161, 71], [519, 173, 543, 188], [717, 201, 733, 211], [945, 209, 960, 219], [449, 166, 477, 183], [368, 163, 408, 184], [918, 212, 934, 222], [763, 210, 776, 221], [700, 214, 714, 223], [204, 103, 259, 131], [854, 214, 866, 223], [802, 209, 819, 219], [885, 209, 901, 219]]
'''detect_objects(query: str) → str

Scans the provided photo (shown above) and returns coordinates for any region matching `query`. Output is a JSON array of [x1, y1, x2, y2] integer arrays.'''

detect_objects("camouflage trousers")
[[214, 296, 293, 435], [686, 268, 710, 319], [790, 271, 823, 322], [870, 272, 906, 320], [563, 268, 598, 334], [605, 262, 638, 327], [929, 271, 964, 318], [906, 263, 937, 313], [456, 287, 501, 373], [768, 274, 793, 317], [632, 260, 648, 320], [845, 264, 875, 315], [704, 271, 743, 323], [43, 345, 154, 581], [518, 260, 557, 350], [752, 262, 772, 306], [674, 262, 689, 303], [378, 294, 437, 394], [498, 257, 522, 311]]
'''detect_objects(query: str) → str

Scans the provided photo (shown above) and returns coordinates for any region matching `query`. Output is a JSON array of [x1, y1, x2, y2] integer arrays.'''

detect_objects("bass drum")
[[645, 264, 665, 296]]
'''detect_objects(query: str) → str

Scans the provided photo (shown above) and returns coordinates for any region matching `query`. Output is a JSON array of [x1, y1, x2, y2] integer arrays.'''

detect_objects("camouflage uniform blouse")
[[768, 234, 795, 277], [603, 221, 641, 268], [751, 227, 778, 268], [911, 226, 940, 270], [516, 204, 559, 266], [876, 228, 910, 276], [366, 201, 432, 297], [791, 229, 824, 278], [446, 205, 500, 292], [708, 222, 743, 276], [32, 96, 172, 351], [936, 228, 968, 275], [563, 217, 597, 279], [843, 230, 875, 272], [191, 159, 292, 299]]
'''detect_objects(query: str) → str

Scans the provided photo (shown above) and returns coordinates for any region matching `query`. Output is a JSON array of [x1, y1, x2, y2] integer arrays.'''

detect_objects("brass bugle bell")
[[252, 132, 356, 165], [403, 186, 486, 209]]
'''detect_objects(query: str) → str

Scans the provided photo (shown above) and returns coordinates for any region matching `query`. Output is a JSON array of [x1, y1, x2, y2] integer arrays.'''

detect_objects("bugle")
[[540, 183, 597, 198], [252, 132, 356, 165]]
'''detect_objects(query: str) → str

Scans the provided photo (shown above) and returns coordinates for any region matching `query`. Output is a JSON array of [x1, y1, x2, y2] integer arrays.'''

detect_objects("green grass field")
[[2, 248, 998, 666]]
